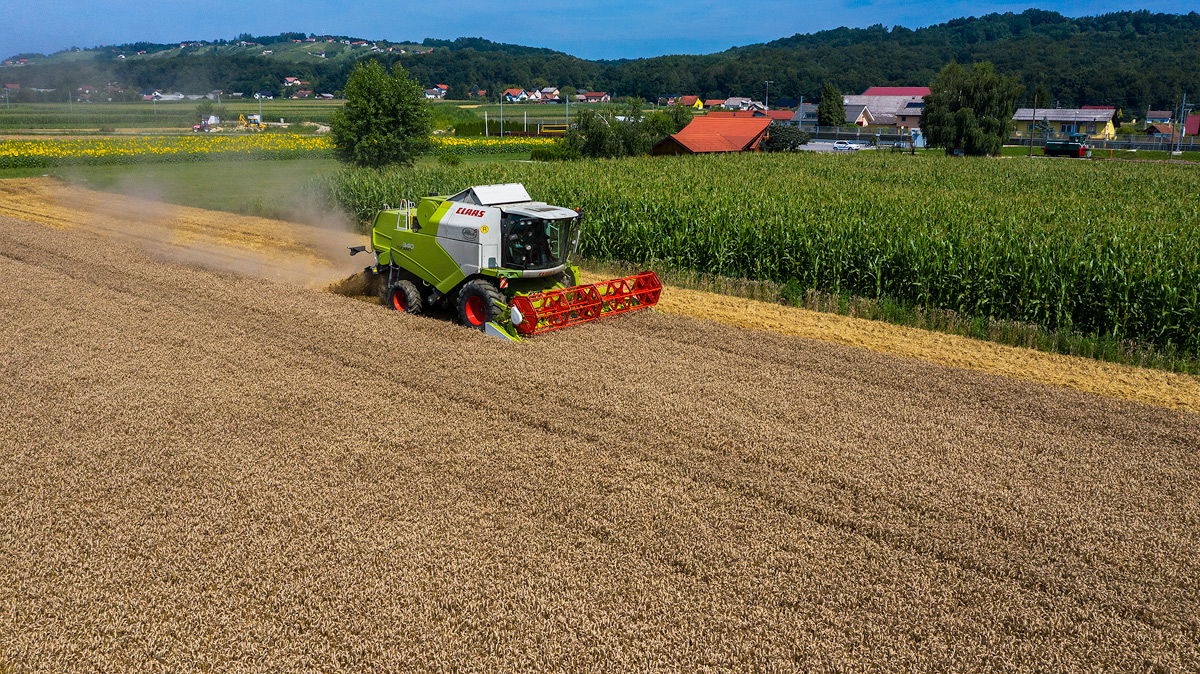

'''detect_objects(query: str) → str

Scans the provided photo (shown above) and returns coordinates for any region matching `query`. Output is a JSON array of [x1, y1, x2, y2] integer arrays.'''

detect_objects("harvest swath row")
[[328, 153, 1200, 354]]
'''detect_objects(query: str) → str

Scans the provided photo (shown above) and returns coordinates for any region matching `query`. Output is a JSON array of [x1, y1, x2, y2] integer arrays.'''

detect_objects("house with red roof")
[[583, 92, 610, 103], [703, 98, 726, 108], [677, 95, 702, 109], [503, 88, 527, 102], [861, 86, 931, 96], [652, 116, 771, 155]]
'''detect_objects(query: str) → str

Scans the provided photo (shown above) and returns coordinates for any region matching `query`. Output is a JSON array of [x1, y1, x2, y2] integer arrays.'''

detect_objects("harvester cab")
[[350, 183, 661, 341]]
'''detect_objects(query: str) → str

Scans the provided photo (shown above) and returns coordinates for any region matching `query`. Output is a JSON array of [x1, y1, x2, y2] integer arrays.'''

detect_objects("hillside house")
[[526, 89, 543, 101], [721, 97, 765, 111], [1012, 108, 1116, 139], [424, 87, 446, 99], [678, 95, 702, 109], [292, 89, 313, 99], [652, 116, 771, 155], [283, 77, 307, 87], [540, 87, 560, 100], [583, 91, 610, 103], [503, 88, 528, 102], [704, 98, 726, 108]]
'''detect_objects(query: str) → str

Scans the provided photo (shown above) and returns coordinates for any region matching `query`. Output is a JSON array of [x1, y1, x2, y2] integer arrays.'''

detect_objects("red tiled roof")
[[664, 116, 771, 153], [435, 84, 448, 89], [1186, 114, 1200, 136], [861, 86, 931, 96], [503, 88, 524, 96], [1145, 123, 1176, 136], [585, 91, 607, 97], [678, 95, 699, 106], [703, 99, 725, 106], [764, 110, 793, 120]]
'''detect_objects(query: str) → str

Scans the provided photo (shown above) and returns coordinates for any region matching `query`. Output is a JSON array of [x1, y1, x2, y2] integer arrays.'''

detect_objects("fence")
[[1009, 131, 1200, 151]]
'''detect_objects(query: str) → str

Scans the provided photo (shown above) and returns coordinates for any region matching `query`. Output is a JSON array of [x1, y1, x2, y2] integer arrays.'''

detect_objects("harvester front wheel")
[[456, 279, 504, 330], [384, 280, 423, 314]]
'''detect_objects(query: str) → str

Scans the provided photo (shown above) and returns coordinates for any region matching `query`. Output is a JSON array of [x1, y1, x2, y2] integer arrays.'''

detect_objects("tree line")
[[6, 10, 1199, 110]]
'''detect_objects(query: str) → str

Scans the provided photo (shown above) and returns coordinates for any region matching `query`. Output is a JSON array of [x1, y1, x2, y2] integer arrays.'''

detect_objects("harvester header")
[[349, 183, 661, 340]]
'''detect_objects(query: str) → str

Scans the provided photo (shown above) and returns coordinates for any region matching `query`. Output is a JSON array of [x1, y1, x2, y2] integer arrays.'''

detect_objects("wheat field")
[[2, 210, 1198, 672]]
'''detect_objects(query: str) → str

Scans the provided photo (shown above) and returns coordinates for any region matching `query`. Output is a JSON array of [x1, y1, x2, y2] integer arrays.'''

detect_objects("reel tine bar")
[[510, 271, 662, 336]]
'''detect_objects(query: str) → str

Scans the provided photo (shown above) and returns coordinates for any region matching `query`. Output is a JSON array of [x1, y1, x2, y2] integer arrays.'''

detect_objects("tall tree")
[[921, 62, 1023, 156], [329, 60, 432, 167], [817, 82, 843, 127]]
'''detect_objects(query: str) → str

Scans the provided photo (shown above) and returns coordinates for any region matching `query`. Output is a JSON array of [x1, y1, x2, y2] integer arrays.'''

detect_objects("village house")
[[283, 77, 307, 87], [292, 89, 313, 99], [843, 104, 875, 126], [1145, 110, 1173, 124], [583, 91, 610, 103], [503, 88, 528, 102], [895, 101, 924, 129], [704, 98, 726, 108], [677, 95, 703, 109], [652, 116, 771, 155], [789, 103, 818, 127], [1012, 108, 1117, 138], [843, 86, 930, 128], [539, 87, 560, 101]]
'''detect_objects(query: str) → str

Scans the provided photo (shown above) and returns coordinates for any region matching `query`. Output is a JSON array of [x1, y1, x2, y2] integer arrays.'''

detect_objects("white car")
[[832, 140, 857, 151]]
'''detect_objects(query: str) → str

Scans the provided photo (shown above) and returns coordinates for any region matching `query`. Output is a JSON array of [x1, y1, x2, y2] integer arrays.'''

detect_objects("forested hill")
[[5, 10, 1199, 109]]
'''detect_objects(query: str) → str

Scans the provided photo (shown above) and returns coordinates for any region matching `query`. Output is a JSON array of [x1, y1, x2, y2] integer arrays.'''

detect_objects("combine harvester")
[[349, 183, 661, 341]]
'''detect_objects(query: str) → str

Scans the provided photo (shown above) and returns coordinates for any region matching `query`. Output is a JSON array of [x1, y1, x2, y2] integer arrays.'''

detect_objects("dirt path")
[[2, 211, 1199, 671]]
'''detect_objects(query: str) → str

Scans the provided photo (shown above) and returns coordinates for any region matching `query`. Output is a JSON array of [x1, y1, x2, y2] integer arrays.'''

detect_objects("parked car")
[[832, 140, 857, 151]]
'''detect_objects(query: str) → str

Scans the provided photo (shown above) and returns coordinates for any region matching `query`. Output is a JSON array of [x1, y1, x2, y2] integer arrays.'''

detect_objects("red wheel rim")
[[392, 290, 407, 312], [464, 295, 487, 325]]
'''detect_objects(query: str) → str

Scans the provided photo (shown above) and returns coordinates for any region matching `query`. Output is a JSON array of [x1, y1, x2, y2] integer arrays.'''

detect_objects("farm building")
[[677, 95, 703, 109], [1186, 114, 1200, 136], [1012, 108, 1117, 138], [703, 98, 726, 108], [895, 101, 924, 129], [844, 104, 875, 126], [651, 116, 771, 155]]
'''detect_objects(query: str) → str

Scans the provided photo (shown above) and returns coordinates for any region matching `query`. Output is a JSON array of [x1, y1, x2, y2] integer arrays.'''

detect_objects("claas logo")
[[455, 207, 486, 218]]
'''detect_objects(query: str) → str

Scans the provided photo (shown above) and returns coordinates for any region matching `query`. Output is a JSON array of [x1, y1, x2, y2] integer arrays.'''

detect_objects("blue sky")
[[2, 0, 1197, 59]]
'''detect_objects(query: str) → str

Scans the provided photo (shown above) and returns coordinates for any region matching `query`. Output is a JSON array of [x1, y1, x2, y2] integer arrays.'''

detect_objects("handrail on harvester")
[[510, 271, 662, 336]]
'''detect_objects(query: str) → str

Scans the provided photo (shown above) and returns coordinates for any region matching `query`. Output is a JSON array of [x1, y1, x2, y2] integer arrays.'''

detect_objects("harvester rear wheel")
[[383, 280, 422, 314], [456, 279, 504, 330]]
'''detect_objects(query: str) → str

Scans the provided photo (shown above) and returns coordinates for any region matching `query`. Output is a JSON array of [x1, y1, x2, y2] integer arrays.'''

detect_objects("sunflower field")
[[0, 135, 551, 168]]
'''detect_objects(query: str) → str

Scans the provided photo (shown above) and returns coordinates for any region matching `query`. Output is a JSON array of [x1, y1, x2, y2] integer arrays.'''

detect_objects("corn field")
[[327, 153, 1200, 354]]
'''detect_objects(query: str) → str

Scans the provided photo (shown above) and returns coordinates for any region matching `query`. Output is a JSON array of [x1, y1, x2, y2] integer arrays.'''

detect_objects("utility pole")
[[1176, 93, 1192, 156], [764, 80, 773, 110], [499, 93, 504, 136]]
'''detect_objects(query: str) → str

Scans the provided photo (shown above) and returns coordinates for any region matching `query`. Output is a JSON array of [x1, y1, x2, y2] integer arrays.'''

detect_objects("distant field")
[[0, 99, 345, 130]]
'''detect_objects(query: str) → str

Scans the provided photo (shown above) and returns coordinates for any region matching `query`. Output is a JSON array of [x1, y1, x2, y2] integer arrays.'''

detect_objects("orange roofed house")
[[652, 116, 772, 155]]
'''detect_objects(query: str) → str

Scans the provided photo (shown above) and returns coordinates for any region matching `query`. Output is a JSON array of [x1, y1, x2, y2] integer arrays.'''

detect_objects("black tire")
[[383, 279, 423, 314], [456, 279, 504, 330]]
